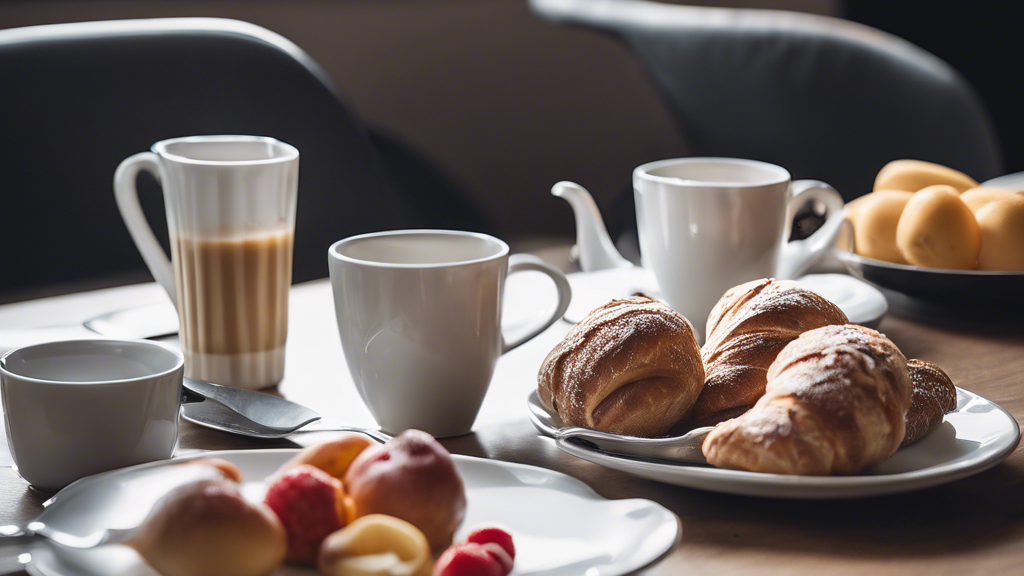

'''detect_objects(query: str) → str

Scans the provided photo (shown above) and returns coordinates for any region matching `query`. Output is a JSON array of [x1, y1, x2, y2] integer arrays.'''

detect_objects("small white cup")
[[329, 230, 572, 437], [1, 340, 184, 491], [633, 157, 845, 341]]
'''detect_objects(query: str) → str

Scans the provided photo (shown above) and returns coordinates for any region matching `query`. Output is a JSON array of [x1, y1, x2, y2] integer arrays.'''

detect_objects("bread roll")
[[976, 194, 1024, 271], [703, 325, 912, 475], [851, 190, 914, 263], [896, 185, 981, 269], [684, 279, 848, 429], [874, 159, 978, 193], [903, 359, 957, 446], [538, 296, 703, 437], [961, 186, 1015, 213]]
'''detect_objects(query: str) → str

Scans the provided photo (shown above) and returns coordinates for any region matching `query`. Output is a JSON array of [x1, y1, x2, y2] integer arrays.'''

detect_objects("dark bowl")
[[836, 249, 1024, 308]]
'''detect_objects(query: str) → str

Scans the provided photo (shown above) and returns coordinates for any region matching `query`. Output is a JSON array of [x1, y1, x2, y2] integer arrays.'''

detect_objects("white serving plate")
[[24, 450, 679, 576], [532, 388, 1019, 499], [561, 267, 887, 328]]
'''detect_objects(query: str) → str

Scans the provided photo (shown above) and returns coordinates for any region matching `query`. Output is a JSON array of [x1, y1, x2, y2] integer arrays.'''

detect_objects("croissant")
[[538, 296, 704, 437], [684, 278, 849, 429], [702, 324, 912, 475], [903, 359, 958, 446]]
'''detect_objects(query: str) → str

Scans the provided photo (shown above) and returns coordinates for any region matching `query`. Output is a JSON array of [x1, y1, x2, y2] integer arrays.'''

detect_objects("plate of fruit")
[[836, 159, 1024, 305], [22, 431, 679, 576]]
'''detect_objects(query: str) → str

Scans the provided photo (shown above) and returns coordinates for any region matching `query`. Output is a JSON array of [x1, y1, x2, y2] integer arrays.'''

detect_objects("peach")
[[178, 458, 244, 482], [344, 430, 466, 550], [274, 434, 375, 481], [317, 514, 432, 576], [130, 478, 286, 576]]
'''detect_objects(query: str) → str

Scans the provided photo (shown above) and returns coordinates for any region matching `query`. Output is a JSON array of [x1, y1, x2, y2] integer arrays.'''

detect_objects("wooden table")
[[2, 247, 1023, 575]]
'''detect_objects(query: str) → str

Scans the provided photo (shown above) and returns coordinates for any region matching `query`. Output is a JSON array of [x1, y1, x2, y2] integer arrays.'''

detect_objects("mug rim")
[[329, 229, 510, 269], [0, 339, 184, 387], [634, 157, 791, 189], [152, 135, 299, 166]]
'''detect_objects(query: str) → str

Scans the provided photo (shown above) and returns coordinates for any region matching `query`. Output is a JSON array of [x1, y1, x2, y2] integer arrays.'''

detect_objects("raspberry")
[[264, 464, 346, 565], [434, 543, 507, 576], [465, 526, 515, 561]]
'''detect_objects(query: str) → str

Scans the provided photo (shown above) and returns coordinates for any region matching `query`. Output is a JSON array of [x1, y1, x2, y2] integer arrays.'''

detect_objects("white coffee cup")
[[329, 230, 572, 437], [1, 340, 184, 491], [633, 157, 844, 341], [114, 135, 299, 390]]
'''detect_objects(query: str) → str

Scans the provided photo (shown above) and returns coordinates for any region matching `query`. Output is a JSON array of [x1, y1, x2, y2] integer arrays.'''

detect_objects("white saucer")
[[563, 267, 887, 328], [530, 388, 1020, 499], [25, 450, 679, 576]]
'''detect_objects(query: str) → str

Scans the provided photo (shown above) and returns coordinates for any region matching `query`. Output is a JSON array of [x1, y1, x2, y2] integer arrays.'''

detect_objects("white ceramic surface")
[[329, 231, 572, 437], [114, 135, 298, 389], [543, 387, 1020, 499], [982, 170, 1024, 191], [0, 340, 183, 491], [632, 158, 846, 341], [23, 450, 679, 576], [561, 267, 888, 329]]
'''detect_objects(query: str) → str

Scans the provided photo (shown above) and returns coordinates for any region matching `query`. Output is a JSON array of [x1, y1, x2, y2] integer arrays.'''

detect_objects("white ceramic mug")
[[329, 230, 572, 437], [0, 340, 183, 491], [114, 136, 299, 389], [633, 158, 844, 341]]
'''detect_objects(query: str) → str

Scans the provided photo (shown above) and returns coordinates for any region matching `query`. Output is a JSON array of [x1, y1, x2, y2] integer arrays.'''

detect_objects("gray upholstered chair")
[[529, 0, 1002, 206], [0, 18, 486, 300]]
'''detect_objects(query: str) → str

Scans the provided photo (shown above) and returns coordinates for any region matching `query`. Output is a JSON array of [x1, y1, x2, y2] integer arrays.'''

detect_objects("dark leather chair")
[[529, 0, 1003, 240], [0, 18, 487, 299]]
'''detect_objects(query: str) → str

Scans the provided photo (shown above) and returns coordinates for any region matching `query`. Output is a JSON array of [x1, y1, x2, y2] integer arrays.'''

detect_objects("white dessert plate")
[[562, 267, 887, 328], [23, 450, 679, 576], [530, 388, 1020, 499]]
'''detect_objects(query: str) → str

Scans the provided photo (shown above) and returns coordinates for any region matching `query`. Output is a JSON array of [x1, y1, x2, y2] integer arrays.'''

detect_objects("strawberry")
[[465, 526, 515, 561], [264, 464, 346, 565], [433, 543, 506, 576]]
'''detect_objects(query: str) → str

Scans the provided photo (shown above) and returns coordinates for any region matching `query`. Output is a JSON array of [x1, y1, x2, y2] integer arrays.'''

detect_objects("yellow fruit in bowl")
[[874, 159, 978, 193], [975, 194, 1024, 271], [960, 186, 1016, 214], [895, 185, 980, 269], [851, 190, 914, 264]]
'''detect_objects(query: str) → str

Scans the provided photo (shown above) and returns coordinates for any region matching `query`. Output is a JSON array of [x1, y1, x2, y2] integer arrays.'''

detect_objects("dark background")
[[1, 0, 1018, 301]]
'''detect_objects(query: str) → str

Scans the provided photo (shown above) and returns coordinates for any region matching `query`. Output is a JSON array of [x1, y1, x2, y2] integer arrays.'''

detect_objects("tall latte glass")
[[114, 136, 298, 389]]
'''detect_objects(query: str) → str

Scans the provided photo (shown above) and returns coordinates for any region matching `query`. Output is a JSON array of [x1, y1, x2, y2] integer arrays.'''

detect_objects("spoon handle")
[[557, 427, 713, 463], [296, 421, 392, 444]]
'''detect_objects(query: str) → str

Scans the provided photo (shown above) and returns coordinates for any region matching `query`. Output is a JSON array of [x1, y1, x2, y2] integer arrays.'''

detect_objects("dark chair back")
[[529, 0, 1002, 203], [0, 18, 484, 298]]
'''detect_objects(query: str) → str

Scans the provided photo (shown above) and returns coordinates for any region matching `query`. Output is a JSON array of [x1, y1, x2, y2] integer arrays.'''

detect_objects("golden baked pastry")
[[702, 325, 912, 475], [903, 359, 958, 446], [975, 193, 1024, 271], [895, 185, 981, 269], [684, 279, 848, 429], [874, 159, 978, 193], [538, 296, 703, 437]]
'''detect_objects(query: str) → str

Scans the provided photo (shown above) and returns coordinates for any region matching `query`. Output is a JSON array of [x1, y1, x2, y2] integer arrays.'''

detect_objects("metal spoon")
[[527, 390, 712, 463], [181, 377, 391, 444]]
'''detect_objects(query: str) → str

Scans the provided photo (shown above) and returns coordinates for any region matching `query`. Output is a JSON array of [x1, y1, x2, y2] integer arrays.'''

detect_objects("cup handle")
[[777, 179, 846, 280], [501, 254, 572, 353], [113, 152, 177, 308]]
